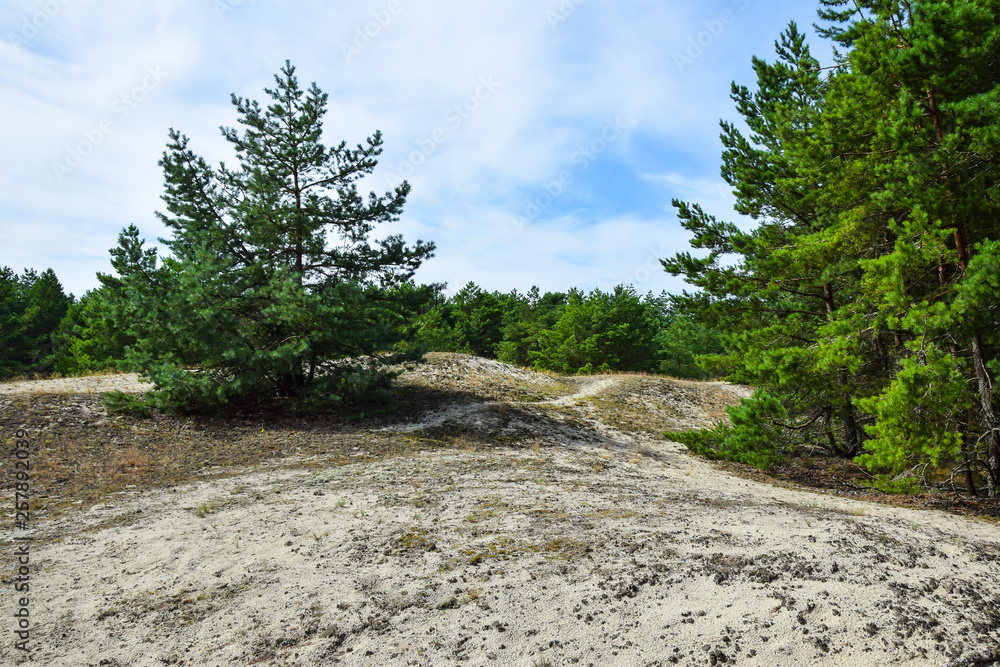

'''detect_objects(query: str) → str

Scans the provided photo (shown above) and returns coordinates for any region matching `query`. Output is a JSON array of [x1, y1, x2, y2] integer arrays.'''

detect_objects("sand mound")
[[2, 353, 998, 666]]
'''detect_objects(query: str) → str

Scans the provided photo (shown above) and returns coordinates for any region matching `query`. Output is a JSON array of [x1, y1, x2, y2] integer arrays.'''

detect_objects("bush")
[[667, 390, 791, 469]]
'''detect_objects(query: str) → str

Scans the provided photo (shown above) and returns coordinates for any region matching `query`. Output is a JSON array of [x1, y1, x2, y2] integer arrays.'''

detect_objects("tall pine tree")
[[102, 62, 435, 413], [665, 1, 1000, 493], [817, 0, 1000, 493]]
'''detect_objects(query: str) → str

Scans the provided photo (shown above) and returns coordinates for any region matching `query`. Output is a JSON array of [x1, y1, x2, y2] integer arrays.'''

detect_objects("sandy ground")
[[2, 355, 999, 666], [0, 373, 152, 396]]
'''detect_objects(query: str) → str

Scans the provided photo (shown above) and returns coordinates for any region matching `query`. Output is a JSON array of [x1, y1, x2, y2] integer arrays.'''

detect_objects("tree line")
[[402, 282, 722, 377], [0, 272, 723, 384]]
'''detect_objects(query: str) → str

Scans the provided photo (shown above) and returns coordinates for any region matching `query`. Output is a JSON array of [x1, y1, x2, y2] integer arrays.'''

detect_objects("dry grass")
[[0, 356, 645, 524], [0, 368, 130, 385], [0, 385, 495, 520], [2, 358, 740, 526], [584, 376, 743, 434]]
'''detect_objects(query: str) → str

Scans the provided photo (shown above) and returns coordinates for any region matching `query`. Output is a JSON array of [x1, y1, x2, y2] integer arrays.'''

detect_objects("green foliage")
[[531, 286, 659, 374], [49, 287, 135, 375], [856, 344, 970, 477], [664, 21, 871, 456], [495, 287, 567, 366], [101, 390, 152, 418], [101, 62, 434, 413], [668, 390, 791, 470], [0, 267, 73, 377], [860, 475, 925, 496], [655, 313, 724, 379], [663, 2, 1000, 493], [449, 283, 512, 358], [410, 305, 458, 353], [0, 267, 27, 377], [407, 282, 719, 377]]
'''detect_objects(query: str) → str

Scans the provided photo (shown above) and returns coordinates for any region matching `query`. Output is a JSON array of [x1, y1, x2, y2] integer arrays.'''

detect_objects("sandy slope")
[[2, 355, 999, 666]]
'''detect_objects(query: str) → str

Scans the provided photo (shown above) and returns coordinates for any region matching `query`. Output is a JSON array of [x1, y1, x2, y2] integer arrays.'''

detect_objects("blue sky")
[[0, 0, 831, 298]]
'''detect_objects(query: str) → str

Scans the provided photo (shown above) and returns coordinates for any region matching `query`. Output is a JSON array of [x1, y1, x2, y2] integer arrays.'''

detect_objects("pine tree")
[[49, 287, 135, 375], [530, 286, 659, 374], [816, 0, 1000, 493], [102, 62, 435, 413], [0, 267, 28, 377], [664, 23, 871, 457], [496, 287, 568, 366], [665, 2, 1000, 490], [0, 267, 72, 377]]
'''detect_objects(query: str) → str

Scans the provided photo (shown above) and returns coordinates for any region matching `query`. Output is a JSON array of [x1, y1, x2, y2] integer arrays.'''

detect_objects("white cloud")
[[1, 0, 827, 297]]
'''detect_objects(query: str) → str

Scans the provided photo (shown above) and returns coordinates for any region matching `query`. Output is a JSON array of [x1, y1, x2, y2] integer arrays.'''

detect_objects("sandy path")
[[2, 360, 999, 666], [0, 372, 151, 395], [544, 376, 620, 407]]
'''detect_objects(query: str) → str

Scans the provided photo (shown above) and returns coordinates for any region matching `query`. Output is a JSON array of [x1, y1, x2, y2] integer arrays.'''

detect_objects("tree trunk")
[[839, 401, 860, 456], [822, 282, 860, 456], [950, 221, 998, 495], [823, 406, 837, 452], [970, 332, 999, 495], [952, 228, 998, 495], [927, 87, 999, 495], [960, 440, 977, 497], [873, 332, 890, 373]]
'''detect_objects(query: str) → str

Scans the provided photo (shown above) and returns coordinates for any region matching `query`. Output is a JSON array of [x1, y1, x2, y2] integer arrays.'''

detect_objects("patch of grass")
[[458, 588, 481, 604], [528, 536, 590, 560], [2, 390, 474, 524], [462, 537, 522, 564], [113, 446, 150, 472], [102, 390, 152, 417]]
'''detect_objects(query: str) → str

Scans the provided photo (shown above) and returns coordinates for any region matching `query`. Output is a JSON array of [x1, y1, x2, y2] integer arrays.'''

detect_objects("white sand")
[[2, 358, 999, 666]]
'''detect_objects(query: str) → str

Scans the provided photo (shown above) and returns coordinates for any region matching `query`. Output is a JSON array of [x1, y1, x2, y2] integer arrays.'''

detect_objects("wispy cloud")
[[0, 0, 827, 296]]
